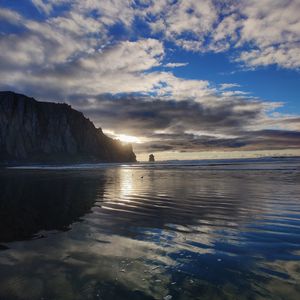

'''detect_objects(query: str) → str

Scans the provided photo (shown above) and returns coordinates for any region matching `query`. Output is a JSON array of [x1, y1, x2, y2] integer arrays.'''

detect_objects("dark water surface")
[[1, 158, 300, 300]]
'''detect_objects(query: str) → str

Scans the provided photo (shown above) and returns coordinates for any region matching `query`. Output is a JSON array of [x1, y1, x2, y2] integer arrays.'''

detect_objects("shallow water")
[[1, 158, 300, 300]]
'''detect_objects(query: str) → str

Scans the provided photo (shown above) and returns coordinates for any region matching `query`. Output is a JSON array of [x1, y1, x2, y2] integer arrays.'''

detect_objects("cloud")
[[20, 0, 300, 69], [164, 62, 189, 68], [147, 0, 217, 35], [66, 92, 300, 153], [221, 91, 250, 97], [0, 9, 212, 101], [68, 0, 135, 27], [74, 94, 265, 136], [0, 10, 107, 72], [143, 0, 218, 51], [0, 7, 167, 97], [236, 45, 300, 69], [31, 0, 53, 15], [219, 83, 241, 90], [238, 0, 300, 46], [0, 7, 23, 24], [140, 0, 300, 69], [79, 39, 164, 73], [140, 129, 300, 153]]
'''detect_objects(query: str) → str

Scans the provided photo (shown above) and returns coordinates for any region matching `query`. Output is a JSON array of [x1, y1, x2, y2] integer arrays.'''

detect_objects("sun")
[[116, 134, 140, 144]]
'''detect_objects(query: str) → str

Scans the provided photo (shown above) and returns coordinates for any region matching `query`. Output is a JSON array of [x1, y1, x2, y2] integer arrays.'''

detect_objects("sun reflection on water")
[[120, 169, 134, 198]]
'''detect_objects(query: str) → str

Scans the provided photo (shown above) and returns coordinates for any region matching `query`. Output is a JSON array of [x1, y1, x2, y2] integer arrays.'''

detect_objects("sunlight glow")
[[116, 134, 141, 144]]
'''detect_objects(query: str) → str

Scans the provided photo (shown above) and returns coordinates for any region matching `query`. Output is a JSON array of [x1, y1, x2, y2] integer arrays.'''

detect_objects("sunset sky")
[[0, 0, 300, 160]]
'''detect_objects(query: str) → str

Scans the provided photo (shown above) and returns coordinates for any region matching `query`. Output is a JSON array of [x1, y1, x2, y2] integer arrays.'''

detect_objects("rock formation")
[[149, 154, 155, 162], [0, 91, 136, 164]]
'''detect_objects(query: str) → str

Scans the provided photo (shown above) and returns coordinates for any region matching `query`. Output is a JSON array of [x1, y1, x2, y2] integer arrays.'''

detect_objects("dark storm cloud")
[[69, 94, 300, 153], [134, 133, 248, 153], [138, 130, 300, 153], [243, 130, 300, 150], [78, 94, 263, 136]]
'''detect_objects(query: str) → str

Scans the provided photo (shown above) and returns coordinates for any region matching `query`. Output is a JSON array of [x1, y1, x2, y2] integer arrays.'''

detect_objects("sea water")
[[0, 158, 300, 300]]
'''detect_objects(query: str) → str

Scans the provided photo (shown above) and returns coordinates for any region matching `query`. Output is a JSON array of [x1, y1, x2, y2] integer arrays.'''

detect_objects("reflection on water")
[[0, 159, 300, 300], [0, 171, 105, 243]]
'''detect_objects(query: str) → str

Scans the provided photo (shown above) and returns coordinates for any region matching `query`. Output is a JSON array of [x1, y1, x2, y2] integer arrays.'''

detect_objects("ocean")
[[0, 157, 300, 300]]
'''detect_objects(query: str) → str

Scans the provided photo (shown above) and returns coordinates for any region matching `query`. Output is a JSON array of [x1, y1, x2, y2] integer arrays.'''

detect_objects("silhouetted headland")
[[0, 91, 136, 164]]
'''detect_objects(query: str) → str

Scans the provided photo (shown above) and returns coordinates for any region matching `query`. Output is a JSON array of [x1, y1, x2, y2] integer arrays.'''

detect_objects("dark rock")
[[0, 91, 136, 164], [149, 154, 155, 162]]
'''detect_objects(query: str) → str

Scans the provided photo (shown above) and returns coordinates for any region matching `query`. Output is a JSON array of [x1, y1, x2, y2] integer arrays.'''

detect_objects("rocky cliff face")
[[0, 91, 136, 164]]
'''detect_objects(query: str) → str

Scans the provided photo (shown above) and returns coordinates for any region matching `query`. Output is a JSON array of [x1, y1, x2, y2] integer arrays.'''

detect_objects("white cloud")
[[27, 0, 300, 69], [144, 0, 217, 51], [0, 9, 212, 101], [31, 0, 53, 15], [237, 45, 300, 69], [0, 8, 108, 70], [221, 91, 250, 97], [51, 11, 105, 36], [239, 0, 300, 48], [163, 0, 217, 37], [235, 0, 300, 69], [0, 34, 46, 66], [71, 0, 135, 27], [154, 75, 211, 101], [0, 7, 22, 24], [79, 39, 164, 73], [220, 83, 241, 90], [164, 62, 188, 68], [141, 0, 300, 69]]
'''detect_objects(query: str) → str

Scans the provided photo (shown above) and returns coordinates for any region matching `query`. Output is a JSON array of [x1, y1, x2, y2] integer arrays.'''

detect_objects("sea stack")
[[0, 91, 136, 164], [149, 154, 155, 162]]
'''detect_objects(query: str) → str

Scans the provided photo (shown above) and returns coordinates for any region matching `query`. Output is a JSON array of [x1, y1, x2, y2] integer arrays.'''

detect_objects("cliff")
[[0, 91, 136, 164]]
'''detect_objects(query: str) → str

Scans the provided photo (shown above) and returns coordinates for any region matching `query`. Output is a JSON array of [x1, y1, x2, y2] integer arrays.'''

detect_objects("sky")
[[0, 0, 300, 161]]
